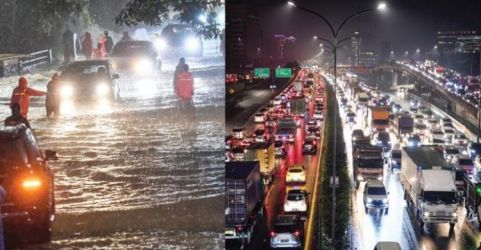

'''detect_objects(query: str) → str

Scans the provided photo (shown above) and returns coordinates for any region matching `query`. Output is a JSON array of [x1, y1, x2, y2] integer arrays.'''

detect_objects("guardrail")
[[19, 49, 52, 73]]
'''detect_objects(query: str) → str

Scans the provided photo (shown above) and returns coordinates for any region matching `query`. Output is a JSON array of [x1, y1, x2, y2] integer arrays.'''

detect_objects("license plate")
[[281, 239, 289, 243]]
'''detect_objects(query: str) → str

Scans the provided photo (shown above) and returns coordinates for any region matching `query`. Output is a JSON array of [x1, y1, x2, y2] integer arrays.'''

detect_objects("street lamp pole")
[[288, 2, 386, 249]]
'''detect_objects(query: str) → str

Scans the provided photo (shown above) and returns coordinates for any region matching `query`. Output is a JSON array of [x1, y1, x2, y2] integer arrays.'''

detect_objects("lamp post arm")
[[296, 5, 336, 37], [335, 8, 375, 37]]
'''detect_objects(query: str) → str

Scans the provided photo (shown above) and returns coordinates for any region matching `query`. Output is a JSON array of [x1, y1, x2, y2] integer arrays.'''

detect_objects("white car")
[[444, 147, 462, 164], [273, 98, 281, 106], [430, 129, 444, 142], [427, 119, 440, 130], [284, 189, 308, 214], [453, 134, 469, 146], [254, 112, 266, 123], [414, 123, 428, 137], [232, 127, 244, 140], [443, 128, 455, 142], [363, 180, 389, 214], [286, 164, 306, 183], [414, 114, 425, 124], [313, 111, 324, 120]]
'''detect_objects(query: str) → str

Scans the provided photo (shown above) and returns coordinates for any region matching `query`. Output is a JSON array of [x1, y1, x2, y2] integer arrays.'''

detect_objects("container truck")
[[244, 140, 276, 185], [289, 96, 307, 118], [368, 107, 390, 133], [357, 92, 370, 106], [463, 172, 481, 229], [353, 145, 385, 188], [275, 118, 297, 143], [400, 147, 458, 231], [393, 114, 414, 139], [225, 161, 264, 247]]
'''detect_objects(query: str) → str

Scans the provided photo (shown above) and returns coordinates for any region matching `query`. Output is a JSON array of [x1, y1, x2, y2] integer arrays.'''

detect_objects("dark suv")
[[0, 125, 57, 242], [270, 214, 304, 249]]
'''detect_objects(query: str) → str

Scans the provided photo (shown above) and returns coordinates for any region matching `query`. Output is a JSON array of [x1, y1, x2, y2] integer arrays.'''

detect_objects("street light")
[[288, 2, 387, 249], [434, 45, 438, 49], [416, 48, 420, 53]]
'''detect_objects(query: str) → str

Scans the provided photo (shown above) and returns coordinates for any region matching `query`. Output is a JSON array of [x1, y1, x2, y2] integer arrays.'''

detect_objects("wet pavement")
[[0, 56, 224, 249]]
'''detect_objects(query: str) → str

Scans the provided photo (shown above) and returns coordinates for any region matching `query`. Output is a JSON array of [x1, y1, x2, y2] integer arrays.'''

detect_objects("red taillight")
[[270, 231, 276, 237], [293, 230, 300, 237], [236, 225, 244, 232]]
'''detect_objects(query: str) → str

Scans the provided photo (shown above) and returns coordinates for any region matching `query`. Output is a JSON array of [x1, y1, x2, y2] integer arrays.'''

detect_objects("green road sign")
[[275, 68, 292, 78], [254, 68, 270, 78]]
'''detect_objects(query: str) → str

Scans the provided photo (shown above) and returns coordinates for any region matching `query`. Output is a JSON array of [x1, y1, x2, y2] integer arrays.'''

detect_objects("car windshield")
[[423, 191, 456, 204], [446, 148, 460, 154], [254, 130, 265, 136], [287, 193, 305, 201], [111, 42, 155, 57], [358, 159, 383, 168], [416, 124, 427, 129], [352, 131, 364, 137], [459, 159, 473, 165], [392, 151, 401, 158], [367, 186, 386, 195], [377, 133, 390, 141], [289, 168, 303, 173], [63, 64, 108, 79], [274, 223, 297, 233], [0, 139, 28, 166], [373, 120, 389, 125]]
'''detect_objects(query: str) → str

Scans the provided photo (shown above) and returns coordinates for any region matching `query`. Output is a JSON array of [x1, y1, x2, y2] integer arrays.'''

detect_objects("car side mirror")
[[112, 74, 120, 79], [45, 150, 58, 161]]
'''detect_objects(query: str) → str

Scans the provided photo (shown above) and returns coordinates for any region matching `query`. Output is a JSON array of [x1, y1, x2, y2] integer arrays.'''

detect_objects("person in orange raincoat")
[[176, 64, 194, 101], [10, 77, 47, 118]]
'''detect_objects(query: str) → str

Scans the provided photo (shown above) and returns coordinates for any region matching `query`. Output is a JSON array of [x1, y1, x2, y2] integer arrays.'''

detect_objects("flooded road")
[[0, 57, 224, 249]]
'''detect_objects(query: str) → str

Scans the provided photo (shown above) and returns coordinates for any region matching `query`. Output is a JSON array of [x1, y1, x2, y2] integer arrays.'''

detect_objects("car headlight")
[[452, 212, 457, 217], [96, 83, 110, 97], [357, 176, 364, 181], [424, 211, 430, 217], [185, 36, 200, 52], [377, 176, 383, 181], [154, 37, 167, 51], [366, 197, 373, 203], [382, 199, 388, 204], [61, 85, 74, 98], [134, 58, 153, 73]]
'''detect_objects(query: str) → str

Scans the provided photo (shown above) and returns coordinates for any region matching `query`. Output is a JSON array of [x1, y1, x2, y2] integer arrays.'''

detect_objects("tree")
[[114, 0, 222, 39]]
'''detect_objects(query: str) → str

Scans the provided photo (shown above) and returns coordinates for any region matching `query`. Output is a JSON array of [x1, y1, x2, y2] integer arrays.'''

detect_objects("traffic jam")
[[329, 68, 481, 248], [225, 68, 325, 249]]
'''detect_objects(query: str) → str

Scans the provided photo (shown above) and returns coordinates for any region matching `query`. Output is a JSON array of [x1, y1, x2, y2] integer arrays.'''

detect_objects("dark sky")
[[229, 0, 481, 62]]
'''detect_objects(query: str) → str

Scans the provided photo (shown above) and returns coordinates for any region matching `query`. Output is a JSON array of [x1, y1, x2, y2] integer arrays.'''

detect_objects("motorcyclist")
[[104, 31, 114, 54], [10, 77, 46, 118], [46, 73, 61, 117], [5, 103, 31, 129], [120, 31, 132, 41]]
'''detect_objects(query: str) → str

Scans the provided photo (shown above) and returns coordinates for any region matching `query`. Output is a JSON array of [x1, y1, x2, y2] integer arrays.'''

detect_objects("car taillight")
[[22, 177, 42, 190], [270, 231, 276, 237], [293, 230, 300, 237], [235, 225, 244, 232]]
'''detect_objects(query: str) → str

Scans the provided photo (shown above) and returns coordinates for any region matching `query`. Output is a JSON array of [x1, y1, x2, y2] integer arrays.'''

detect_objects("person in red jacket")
[[176, 64, 194, 100], [10, 77, 46, 118]]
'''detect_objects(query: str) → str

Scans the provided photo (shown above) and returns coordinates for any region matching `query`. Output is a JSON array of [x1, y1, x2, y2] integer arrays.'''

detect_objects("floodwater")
[[0, 56, 224, 249]]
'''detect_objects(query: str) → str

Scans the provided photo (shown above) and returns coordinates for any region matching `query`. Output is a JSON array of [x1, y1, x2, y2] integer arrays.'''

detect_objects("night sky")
[[228, 0, 481, 62]]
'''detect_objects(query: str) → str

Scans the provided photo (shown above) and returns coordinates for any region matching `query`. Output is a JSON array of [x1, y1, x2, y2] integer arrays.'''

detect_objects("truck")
[[289, 95, 307, 118], [225, 161, 264, 247], [244, 140, 276, 185], [400, 147, 458, 231], [293, 80, 303, 93], [368, 107, 390, 133], [393, 114, 414, 139], [463, 172, 481, 230], [353, 145, 385, 188], [275, 118, 297, 143], [357, 92, 370, 106]]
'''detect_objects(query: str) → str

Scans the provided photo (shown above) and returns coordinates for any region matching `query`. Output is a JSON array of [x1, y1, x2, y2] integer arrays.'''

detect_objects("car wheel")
[[365, 207, 368, 213], [34, 213, 52, 243]]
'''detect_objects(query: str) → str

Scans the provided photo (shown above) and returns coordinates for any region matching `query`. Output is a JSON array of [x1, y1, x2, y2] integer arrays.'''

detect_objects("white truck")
[[400, 147, 458, 231]]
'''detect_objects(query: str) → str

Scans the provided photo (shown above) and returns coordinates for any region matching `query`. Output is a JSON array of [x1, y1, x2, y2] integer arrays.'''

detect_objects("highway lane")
[[226, 73, 325, 249], [336, 77, 473, 250]]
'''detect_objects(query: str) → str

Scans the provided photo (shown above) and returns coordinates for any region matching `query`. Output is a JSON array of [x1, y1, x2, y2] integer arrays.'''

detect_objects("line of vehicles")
[[225, 68, 325, 249], [333, 69, 481, 243]]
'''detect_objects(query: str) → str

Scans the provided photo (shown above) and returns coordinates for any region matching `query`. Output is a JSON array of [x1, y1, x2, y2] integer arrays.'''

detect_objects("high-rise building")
[[351, 32, 361, 66], [379, 41, 391, 62], [360, 50, 377, 66], [226, 3, 248, 73]]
